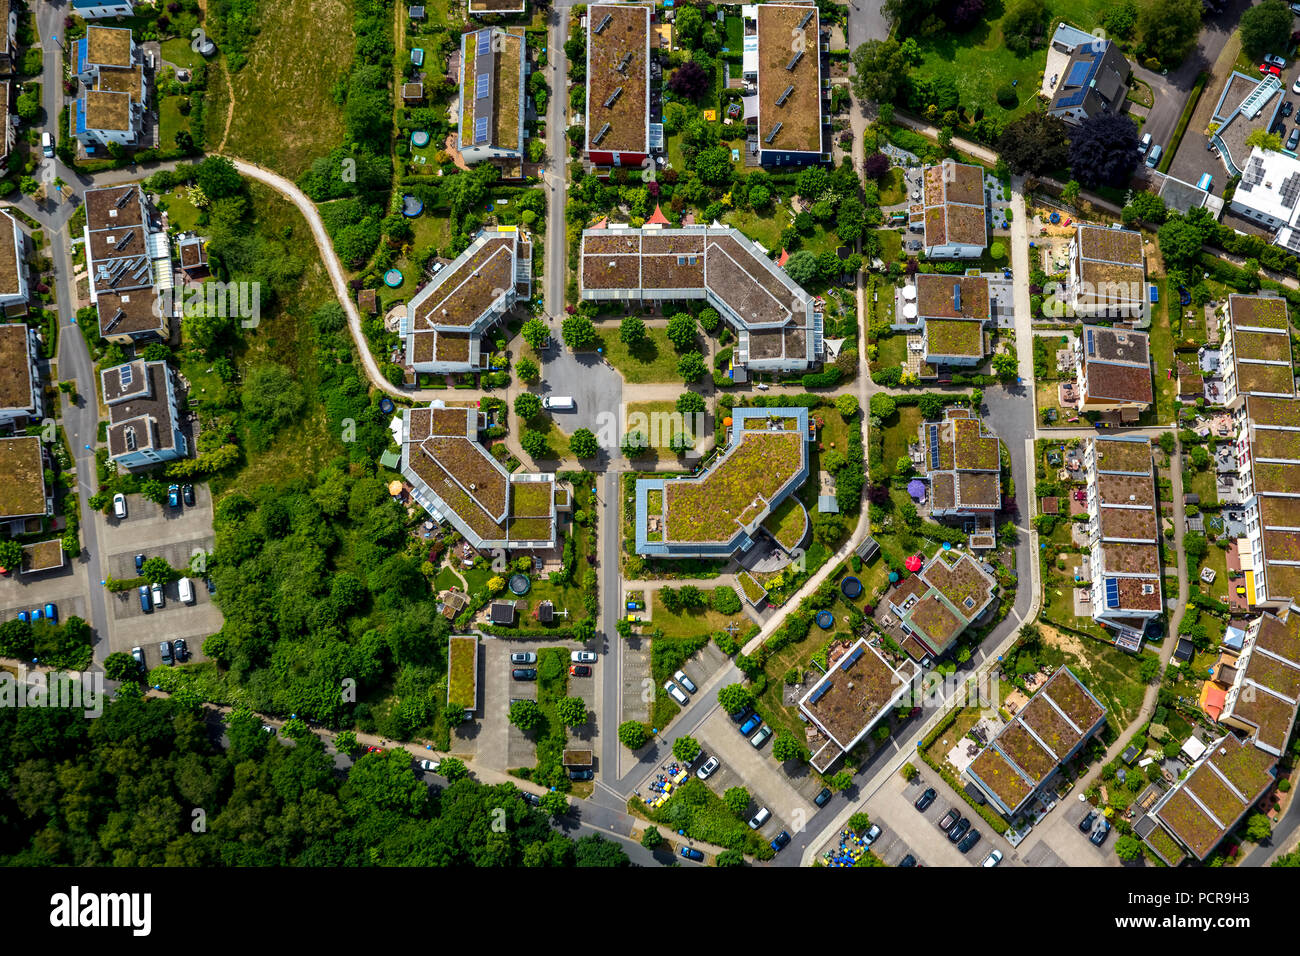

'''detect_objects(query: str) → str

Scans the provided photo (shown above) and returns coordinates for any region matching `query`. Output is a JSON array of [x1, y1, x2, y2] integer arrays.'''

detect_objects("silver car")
[[696, 756, 720, 779], [664, 681, 689, 705], [673, 669, 697, 694], [510, 651, 537, 665], [571, 650, 597, 663]]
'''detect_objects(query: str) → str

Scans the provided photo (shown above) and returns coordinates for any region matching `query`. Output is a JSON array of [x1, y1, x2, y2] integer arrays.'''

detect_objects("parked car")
[[672, 669, 697, 694], [569, 769, 594, 781], [899, 854, 917, 867], [1288, 127, 1300, 151], [680, 846, 705, 862], [1294, 73, 1300, 93], [770, 830, 791, 852], [664, 680, 689, 705], [182, 484, 195, 507], [1145, 144, 1163, 167], [1267, 54, 1288, 68], [570, 664, 592, 677], [511, 668, 537, 681], [41, 132, 54, 158], [749, 725, 772, 748], [138, 585, 152, 613], [983, 849, 1003, 867], [159, 641, 173, 665], [131, 646, 144, 670], [1284, 100, 1295, 118], [30, 608, 41, 622], [814, 787, 832, 808], [418, 759, 441, 773], [938, 808, 960, 832], [729, 705, 754, 725], [862, 824, 882, 847], [1139, 132, 1151, 152], [521, 792, 541, 807], [1079, 810, 1098, 833], [947, 817, 971, 843], [696, 756, 720, 780], [915, 787, 937, 812], [571, 650, 597, 663], [178, 577, 195, 605], [167, 484, 180, 508], [748, 807, 771, 830], [113, 493, 127, 519], [1291, 2, 1300, 15], [134, 553, 145, 572], [957, 829, 982, 854], [151, 581, 165, 609], [44, 603, 57, 623], [173, 639, 188, 663], [509, 652, 537, 665], [1091, 819, 1112, 846], [739, 714, 761, 736]]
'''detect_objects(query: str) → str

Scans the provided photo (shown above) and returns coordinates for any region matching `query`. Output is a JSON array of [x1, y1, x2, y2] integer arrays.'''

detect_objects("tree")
[[540, 791, 570, 817], [621, 429, 649, 457], [1157, 215, 1209, 273], [677, 351, 706, 383], [104, 651, 141, 681], [1001, 0, 1045, 54], [1139, 655, 1160, 684], [620, 314, 647, 348], [717, 683, 754, 714], [784, 250, 821, 287], [850, 38, 911, 105], [676, 391, 706, 415], [715, 848, 745, 867], [869, 393, 897, 419], [1240, 0, 1293, 61], [1245, 128, 1283, 152], [439, 756, 469, 782], [836, 394, 859, 418], [674, 4, 704, 46], [1069, 113, 1140, 188], [487, 575, 506, 595], [335, 730, 359, 755], [574, 833, 630, 867], [641, 826, 664, 849], [1123, 191, 1168, 226], [772, 731, 806, 762], [997, 112, 1070, 176], [1244, 812, 1272, 842], [723, 786, 750, 816], [672, 735, 701, 763], [665, 312, 697, 351], [140, 556, 174, 584], [557, 696, 588, 726], [1137, 0, 1204, 67], [515, 357, 540, 383], [514, 392, 542, 421], [1115, 834, 1144, 862], [569, 428, 599, 459], [0, 538, 21, 571], [194, 156, 243, 201], [668, 60, 710, 99], [520, 429, 550, 459], [561, 314, 597, 350], [828, 770, 854, 792], [521, 317, 550, 350], [1061, 180, 1082, 205], [509, 698, 543, 731], [618, 720, 649, 749], [848, 811, 871, 834], [992, 352, 1019, 381], [242, 364, 304, 434]]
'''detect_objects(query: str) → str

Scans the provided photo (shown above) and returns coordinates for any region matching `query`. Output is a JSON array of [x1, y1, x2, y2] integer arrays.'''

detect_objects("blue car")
[[44, 603, 56, 623], [167, 485, 180, 508], [139, 585, 152, 613], [680, 846, 704, 862], [739, 714, 761, 736]]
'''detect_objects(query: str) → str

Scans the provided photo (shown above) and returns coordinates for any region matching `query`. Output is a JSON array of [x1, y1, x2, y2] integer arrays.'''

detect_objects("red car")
[[570, 664, 592, 677]]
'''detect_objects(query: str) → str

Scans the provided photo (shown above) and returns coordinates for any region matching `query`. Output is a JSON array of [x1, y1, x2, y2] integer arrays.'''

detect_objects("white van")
[[542, 395, 575, 411], [178, 577, 195, 605], [1139, 132, 1152, 153], [41, 132, 53, 157], [748, 807, 771, 830]]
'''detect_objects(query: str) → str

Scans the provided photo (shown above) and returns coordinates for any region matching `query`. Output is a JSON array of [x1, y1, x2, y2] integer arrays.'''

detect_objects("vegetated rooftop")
[[0, 322, 33, 411], [665, 430, 803, 542], [925, 319, 984, 357], [0, 435, 45, 519], [755, 3, 822, 155], [1077, 224, 1143, 265], [800, 639, 908, 749], [916, 273, 990, 321], [1154, 734, 1275, 858], [1093, 437, 1151, 475], [586, 3, 650, 155], [1228, 293, 1289, 330], [447, 636, 478, 709]]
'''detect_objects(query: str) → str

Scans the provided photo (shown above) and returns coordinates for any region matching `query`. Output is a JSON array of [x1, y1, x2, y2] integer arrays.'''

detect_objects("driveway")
[[528, 343, 624, 455], [863, 770, 1014, 867], [1027, 795, 1123, 867]]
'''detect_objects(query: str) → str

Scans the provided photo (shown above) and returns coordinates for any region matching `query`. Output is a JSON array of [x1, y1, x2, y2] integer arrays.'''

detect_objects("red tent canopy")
[[646, 204, 670, 225], [904, 555, 923, 573]]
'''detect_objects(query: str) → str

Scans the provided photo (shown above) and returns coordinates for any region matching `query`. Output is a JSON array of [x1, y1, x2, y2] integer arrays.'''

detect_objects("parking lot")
[[864, 771, 1014, 867], [1024, 795, 1121, 867], [0, 558, 91, 632], [97, 488, 222, 667]]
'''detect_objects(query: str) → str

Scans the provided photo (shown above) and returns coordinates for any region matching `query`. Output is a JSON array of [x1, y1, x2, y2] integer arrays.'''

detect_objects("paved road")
[[845, 0, 890, 56]]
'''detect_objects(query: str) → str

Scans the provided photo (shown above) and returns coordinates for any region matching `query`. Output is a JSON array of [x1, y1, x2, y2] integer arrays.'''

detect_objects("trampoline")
[[508, 574, 531, 596], [1049, 212, 1060, 224], [815, 610, 834, 630], [841, 576, 862, 599], [411, 48, 425, 67], [402, 193, 424, 217], [411, 130, 430, 148], [383, 269, 403, 287], [379, 397, 395, 414]]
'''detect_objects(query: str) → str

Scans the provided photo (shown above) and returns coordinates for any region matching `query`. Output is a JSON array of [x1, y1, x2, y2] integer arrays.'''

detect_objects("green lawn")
[[1042, 625, 1148, 731], [597, 325, 687, 384], [649, 592, 748, 638], [158, 95, 191, 153], [625, 400, 692, 462], [378, 215, 453, 311], [155, 186, 202, 233], [160, 37, 204, 71], [724, 207, 790, 250], [873, 333, 907, 371], [911, 1, 1115, 125], [1147, 279, 1178, 425], [880, 407, 923, 476], [1182, 467, 1217, 506], [877, 167, 906, 206]]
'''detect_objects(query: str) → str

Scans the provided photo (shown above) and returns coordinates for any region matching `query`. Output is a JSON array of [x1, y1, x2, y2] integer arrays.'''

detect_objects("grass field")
[[160, 37, 204, 71], [158, 95, 191, 153], [379, 215, 453, 311], [596, 325, 685, 384], [649, 592, 747, 639], [624, 400, 690, 462], [880, 407, 923, 476], [1040, 623, 1147, 731], [911, 1, 1114, 125], [877, 167, 906, 206], [213, 0, 352, 178], [155, 185, 202, 233], [210, 183, 340, 495]]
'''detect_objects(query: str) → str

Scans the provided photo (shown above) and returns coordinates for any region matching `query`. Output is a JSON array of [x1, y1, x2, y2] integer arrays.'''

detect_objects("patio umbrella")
[[888, 572, 899, 583], [942, 541, 952, 551], [905, 555, 923, 573], [907, 479, 926, 499]]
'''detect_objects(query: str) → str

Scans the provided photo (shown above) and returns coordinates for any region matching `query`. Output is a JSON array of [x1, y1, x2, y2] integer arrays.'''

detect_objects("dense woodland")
[[0, 693, 629, 866]]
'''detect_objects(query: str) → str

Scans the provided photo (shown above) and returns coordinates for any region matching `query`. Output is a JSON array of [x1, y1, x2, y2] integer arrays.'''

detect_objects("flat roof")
[[0, 212, 22, 299], [1153, 733, 1276, 859], [922, 161, 987, 249], [0, 435, 46, 519], [586, 4, 650, 155], [460, 29, 524, 153], [104, 361, 181, 459], [1080, 325, 1152, 405], [915, 273, 989, 321], [799, 638, 914, 752], [83, 90, 131, 132], [86, 25, 133, 67], [0, 323, 33, 412], [755, 3, 822, 155]]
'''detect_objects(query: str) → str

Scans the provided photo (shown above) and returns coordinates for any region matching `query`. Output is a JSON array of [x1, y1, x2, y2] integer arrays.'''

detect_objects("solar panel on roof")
[[840, 646, 865, 671], [1066, 60, 1092, 87], [1105, 578, 1120, 608], [474, 116, 489, 143], [786, 50, 803, 71], [798, 9, 814, 29], [807, 681, 831, 704], [1086, 328, 1095, 355], [476, 30, 491, 55], [120, 364, 133, 387], [476, 73, 490, 99], [1281, 173, 1300, 208], [929, 425, 940, 469], [1284, 229, 1300, 254]]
